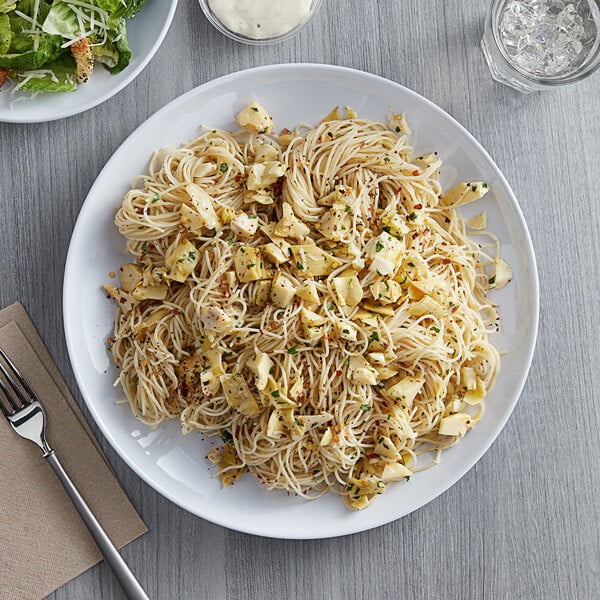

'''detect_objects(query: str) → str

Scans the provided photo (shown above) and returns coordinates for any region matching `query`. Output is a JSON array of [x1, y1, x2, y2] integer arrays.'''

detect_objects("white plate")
[[63, 64, 539, 539], [0, 0, 178, 123]]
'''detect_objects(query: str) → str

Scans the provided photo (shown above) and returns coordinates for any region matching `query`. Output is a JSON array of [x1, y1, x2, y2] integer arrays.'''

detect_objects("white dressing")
[[208, 0, 313, 40]]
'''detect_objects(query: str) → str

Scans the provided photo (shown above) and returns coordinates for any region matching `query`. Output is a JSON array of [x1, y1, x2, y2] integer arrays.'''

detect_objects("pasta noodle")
[[104, 103, 510, 509]]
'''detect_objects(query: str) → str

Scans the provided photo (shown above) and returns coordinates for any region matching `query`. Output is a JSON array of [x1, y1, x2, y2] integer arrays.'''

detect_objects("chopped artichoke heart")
[[185, 183, 222, 230], [369, 280, 403, 304], [254, 280, 271, 307], [219, 443, 247, 487], [353, 309, 379, 326], [376, 365, 399, 380], [231, 212, 260, 238], [493, 258, 513, 290], [165, 238, 199, 282], [102, 284, 138, 313], [131, 284, 168, 301], [344, 475, 384, 510], [246, 161, 285, 190], [367, 352, 386, 365], [119, 263, 143, 292], [408, 295, 446, 318], [234, 246, 268, 282], [381, 212, 410, 238], [464, 377, 486, 405], [274, 203, 310, 240], [290, 244, 343, 277], [288, 376, 304, 400], [388, 112, 412, 135], [262, 242, 289, 266], [244, 189, 274, 205], [220, 374, 260, 416], [246, 351, 274, 391], [332, 275, 363, 307], [362, 302, 395, 317], [320, 427, 334, 446], [321, 106, 340, 122], [369, 255, 396, 276], [320, 202, 352, 241], [255, 143, 279, 163], [236, 101, 274, 134], [296, 280, 321, 305], [439, 412, 472, 436], [300, 307, 328, 327], [270, 271, 296, 307], [278, 132, 299, 147], [204, 347, 226, 376], [374, 436, 402, 461], [368, 232, 404, 263], [460, 366, 477, 391], [385, 376, 424, 409], [380, 462, 413, 482], [334, 320, 358, 341], [348, 356, 378, 385], [444, 181, 489, 206], [200, 369, 220, 396], [466, 212, 487, 230], [201, 306, 235, 334], [267, 408, 304, 439]]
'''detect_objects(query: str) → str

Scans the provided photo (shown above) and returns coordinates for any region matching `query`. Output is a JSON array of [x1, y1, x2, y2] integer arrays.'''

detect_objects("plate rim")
[[63, 63, 540, 538], [0, 0, 179, 124]]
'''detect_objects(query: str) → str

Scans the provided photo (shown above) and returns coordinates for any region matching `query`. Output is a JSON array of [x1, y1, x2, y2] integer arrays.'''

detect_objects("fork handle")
[[45, 451, 150, 600]]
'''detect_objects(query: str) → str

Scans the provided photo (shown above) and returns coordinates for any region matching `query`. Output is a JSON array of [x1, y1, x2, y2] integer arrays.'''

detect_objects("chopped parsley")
[[287, 346, 298, 355], [220, 163, 228, 173], [151, 193, 160, 204], [271, 390, 281, 397], [369, 331, 380, 342], [375, 241, 384, 253], [220, 430, 234, 444]]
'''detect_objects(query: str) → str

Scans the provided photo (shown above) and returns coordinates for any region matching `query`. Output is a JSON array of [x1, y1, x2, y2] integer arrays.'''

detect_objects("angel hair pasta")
[[104, 102, 511, 510]]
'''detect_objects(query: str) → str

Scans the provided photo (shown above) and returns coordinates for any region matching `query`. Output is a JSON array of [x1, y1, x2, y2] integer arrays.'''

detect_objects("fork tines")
[[0, 349, 35, 416]]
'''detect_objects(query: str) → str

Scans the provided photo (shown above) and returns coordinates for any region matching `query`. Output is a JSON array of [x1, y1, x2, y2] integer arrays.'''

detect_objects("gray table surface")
[[2, 1, 599, 599]]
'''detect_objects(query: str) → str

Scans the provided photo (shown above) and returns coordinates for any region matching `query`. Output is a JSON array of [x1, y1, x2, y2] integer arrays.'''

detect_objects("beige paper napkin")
[[0, 303, 147, 600]]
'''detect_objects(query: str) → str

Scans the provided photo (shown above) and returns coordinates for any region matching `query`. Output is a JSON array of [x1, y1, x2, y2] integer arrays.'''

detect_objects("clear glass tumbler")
[[481, 0, 600, 92]]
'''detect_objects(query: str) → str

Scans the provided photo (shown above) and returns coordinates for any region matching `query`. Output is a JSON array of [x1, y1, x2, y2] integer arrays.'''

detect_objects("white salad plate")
[[0, 0, 178, 123], [63, 64, 539, 539]]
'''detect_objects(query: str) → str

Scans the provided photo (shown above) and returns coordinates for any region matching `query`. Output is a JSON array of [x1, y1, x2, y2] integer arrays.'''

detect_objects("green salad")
[[0, 0, 148, 93]]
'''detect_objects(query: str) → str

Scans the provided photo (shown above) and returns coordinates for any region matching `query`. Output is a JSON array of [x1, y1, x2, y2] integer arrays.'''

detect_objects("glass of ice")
[[482, 0, 600, 92]]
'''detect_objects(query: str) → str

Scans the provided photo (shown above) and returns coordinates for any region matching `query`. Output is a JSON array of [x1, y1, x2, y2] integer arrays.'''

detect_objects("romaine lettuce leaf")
[[16, 53, 76, 92], [103, 18, 130, 74], [0, 2, 16, 14], [0, 13, 11, 54], [97, 0, 148, 19], [0, 1, 63, 69], [41, 0, 81, 38]]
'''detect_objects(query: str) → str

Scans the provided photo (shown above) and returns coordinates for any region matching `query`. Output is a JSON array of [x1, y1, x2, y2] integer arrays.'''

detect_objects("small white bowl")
[[198, 0, 323, 45]]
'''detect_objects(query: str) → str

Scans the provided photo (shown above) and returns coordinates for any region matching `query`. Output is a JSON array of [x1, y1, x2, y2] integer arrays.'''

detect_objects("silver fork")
[[0, 349, 150, 600]]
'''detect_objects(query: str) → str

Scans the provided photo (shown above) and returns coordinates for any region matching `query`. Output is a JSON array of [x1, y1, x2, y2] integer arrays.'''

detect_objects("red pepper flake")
[[442, 258, 451, 264], [235, 174, 242, 182], [172, 308, 180, 315], [336, 369, 342, 376], [281, 127, 290, 134], [412, 170, 419, 176], [413, 203, 423, 210], [368, 453, 378, 460]]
